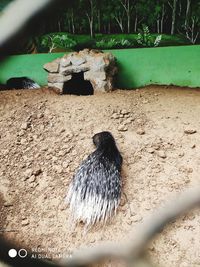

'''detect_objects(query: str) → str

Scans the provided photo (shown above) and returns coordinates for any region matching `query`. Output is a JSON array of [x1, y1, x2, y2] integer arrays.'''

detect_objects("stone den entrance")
[[43, 49, 118, 94], [63, 72, 94, 95]]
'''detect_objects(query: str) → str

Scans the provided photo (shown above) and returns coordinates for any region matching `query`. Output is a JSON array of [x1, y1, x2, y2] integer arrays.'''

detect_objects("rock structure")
[[43, 49, 118, 94]]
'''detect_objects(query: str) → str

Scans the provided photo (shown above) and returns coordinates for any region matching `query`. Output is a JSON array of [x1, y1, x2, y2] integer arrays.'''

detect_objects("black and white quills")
[[66, 131, 123, 227], [6, 77, 40, 89]]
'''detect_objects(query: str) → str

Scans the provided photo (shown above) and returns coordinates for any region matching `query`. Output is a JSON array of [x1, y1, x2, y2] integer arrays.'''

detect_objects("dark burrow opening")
[[63, 72, 94, 95]]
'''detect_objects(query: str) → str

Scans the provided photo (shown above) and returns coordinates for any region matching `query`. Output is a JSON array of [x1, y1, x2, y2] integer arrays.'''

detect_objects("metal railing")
[[0, 1, 200, 266], [1, 187, 200, 267]]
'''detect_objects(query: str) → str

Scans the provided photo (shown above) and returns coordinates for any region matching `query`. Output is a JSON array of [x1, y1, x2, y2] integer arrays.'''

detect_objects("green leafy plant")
[[137, 25, 162, 47], [154, 34, 162, 47], [37, 33, 77, 52], [96, 38, 117, 49], [96, 38, 132, 49], [118, 38, 132, 47]]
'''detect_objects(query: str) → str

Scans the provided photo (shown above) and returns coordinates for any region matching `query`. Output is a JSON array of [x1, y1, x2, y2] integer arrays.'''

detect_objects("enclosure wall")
[[0, 45, 199, 88]]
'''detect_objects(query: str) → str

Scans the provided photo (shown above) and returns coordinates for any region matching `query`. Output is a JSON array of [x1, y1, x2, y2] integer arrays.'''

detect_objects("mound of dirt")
[[1, 86, 200, 267]]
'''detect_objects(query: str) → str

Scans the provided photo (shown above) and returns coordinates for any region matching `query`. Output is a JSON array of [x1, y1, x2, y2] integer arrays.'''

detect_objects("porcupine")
[[66, 131, 123, 227], [6, 77, 40, 89]]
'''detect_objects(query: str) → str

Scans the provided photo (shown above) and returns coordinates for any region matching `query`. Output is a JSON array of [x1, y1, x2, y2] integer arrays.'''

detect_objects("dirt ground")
[[1, 85, 200, 267]]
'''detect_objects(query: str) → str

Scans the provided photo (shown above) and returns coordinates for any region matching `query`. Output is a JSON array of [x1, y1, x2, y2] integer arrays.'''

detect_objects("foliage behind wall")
[[0, 0, 199, 54], [1, 0, 199, 42], [45, 0, 200, 44]]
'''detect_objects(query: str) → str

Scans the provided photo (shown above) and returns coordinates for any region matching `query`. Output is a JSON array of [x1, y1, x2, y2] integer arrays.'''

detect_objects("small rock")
[[37, 113, 44, 119], [38, 104, 45, 110], [124, 114, 130, 118], [21, 219, 29, 226], [157, 150, 167, 159], [41, 145, 48, 151], [127, 219, 133, 225], [33, 168, 42, 176], [4, 201, 13, 207], [20, 138, 27, 145], [62, 161, 69, 168], [146, 147, 154, 154], [131, 214, 143, 222], [149, 179, 157, 187], [71, 150, 77, 157], [111, 114, 120, 119], [136, 118, 143, 124], [18, 130, 25, 137], [184, 129, 197, 134], [191, 144, 196, 149], [123, 118, 132, 125], [136, 128, 145, 135], [184, 178, 190, 184], [40, 125, 46, 131], [179, 166, 187, 173], [53, 165, 63, 173], [21, 122, 29, 130], [26, 115, 32, 122], [2, 149, 9, 155], [178, 152, 185, 157], [29, 175, 36, 183], [58, 150, 67, 157], [28, 136, 33, 142], [120, 109, 129, 115], [118, 125, 128, 132], [187, 167, 193, 173], [145, 204, 151, 210], [52, 156, 59, 162], [23, 169, 33, 179], [129, 207, 137, 217], [34, 153, 41, 159], [154, 167, 161, 173]]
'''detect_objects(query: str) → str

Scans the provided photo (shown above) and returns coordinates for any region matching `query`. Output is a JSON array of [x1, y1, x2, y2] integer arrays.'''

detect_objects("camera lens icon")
[[8, 248, 28, 258], [8, 249, 17, 258], [18, 249, 28, 258]]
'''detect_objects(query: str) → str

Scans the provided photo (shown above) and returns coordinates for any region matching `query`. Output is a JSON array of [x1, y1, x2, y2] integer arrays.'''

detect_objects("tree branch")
[[168, 1, 173, 9]]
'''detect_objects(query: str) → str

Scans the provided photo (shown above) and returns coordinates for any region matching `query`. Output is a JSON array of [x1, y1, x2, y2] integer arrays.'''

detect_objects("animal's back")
[[66, 131, 122, 227], [6, 77, 40, 89]]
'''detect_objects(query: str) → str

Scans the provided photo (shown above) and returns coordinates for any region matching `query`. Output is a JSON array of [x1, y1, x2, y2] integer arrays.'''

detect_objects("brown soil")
[[1, 86, 200, 267]]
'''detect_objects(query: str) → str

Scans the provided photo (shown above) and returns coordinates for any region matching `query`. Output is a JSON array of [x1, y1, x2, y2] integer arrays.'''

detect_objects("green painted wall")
[[107, 45, 200, 88], [0, 45, 200, 88], [0, 53, 65, 86]]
